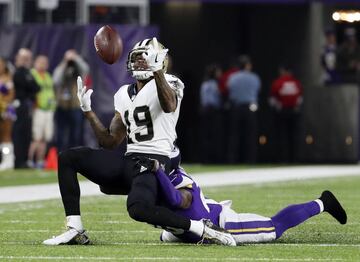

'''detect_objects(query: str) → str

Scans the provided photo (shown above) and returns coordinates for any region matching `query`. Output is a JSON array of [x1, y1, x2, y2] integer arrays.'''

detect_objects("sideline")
[[0, 165, 359, 203]]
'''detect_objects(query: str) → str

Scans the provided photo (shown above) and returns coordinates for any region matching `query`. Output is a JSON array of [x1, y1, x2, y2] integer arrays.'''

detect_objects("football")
[[94, 25, 123, 64]]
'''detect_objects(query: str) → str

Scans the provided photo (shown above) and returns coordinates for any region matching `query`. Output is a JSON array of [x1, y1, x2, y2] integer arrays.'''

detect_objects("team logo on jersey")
[[139, 165, 147, 173]]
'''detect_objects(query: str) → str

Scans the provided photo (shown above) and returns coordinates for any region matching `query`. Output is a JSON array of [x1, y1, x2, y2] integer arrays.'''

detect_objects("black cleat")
[[319, 190, 347, 225]]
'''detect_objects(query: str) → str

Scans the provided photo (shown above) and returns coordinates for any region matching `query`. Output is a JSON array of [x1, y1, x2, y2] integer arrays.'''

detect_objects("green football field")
[[0, 167, 359, 261]]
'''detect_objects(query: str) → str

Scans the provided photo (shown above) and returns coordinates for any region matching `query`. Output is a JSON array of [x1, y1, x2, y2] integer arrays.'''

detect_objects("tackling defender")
[[43, 38, 235, 246], [134, 157, 347, 244]]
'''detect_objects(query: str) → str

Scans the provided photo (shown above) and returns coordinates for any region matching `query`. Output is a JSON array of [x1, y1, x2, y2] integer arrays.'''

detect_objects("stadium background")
[[0, 0, 359, 164], [0, 1, 359, 260]]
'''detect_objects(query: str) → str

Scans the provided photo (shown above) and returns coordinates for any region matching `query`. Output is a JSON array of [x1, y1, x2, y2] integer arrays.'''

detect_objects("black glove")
[[132, 156, 159, 173]]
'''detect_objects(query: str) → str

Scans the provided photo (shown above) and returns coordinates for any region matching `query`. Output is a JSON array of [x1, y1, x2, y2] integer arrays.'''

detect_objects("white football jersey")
[[114, 74, 184, 156]]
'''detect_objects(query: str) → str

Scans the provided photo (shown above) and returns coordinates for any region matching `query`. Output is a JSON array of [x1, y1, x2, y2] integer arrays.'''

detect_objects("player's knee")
[[58, 147, 85, 166], [58, 150, 72, 166], [127, 202, 150, 222], [58, 148, 81, 170]]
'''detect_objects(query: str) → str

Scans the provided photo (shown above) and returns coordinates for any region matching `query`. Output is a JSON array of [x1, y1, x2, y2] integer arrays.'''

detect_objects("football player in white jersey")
[[43, 38, 235, 246], [134, 157, 347, 245]]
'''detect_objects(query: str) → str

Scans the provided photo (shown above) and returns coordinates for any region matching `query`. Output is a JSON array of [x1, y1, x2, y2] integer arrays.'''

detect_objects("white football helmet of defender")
[[127, 38, 169, 80]]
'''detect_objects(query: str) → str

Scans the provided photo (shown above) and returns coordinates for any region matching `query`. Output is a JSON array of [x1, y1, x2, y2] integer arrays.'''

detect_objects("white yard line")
[[0, 182, 100, 203], [0, 165, 360, 204], [0, 256, 348, 261], [2, 241, 360, 248], [192, 165, 360, 187]]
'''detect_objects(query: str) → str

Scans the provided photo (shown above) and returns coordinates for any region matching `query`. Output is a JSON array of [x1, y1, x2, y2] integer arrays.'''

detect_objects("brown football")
[[94, 25, 123, 64]]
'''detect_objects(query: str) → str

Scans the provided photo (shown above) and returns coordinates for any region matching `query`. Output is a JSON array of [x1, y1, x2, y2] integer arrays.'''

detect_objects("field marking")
[[109, 242, 360, 248], [0, 256, 114, 261], [2, 241, 359, 248], [103, 220, 134, 224], [0, 256, 348, 261], [1, 165, 360, 203], [114, 242, 360, 247]]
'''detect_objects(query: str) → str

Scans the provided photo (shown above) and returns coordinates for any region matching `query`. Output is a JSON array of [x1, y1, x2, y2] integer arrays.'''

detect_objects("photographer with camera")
[[53, 50, 90, 152]]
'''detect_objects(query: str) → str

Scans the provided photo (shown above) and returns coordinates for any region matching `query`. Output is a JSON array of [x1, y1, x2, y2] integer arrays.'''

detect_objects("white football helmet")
[[127, 38, 169, 80]]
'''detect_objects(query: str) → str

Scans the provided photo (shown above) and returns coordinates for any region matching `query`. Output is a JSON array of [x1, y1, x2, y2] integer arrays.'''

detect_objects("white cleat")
[[201, 219, 236, 246], [43, 227, 90, 245]]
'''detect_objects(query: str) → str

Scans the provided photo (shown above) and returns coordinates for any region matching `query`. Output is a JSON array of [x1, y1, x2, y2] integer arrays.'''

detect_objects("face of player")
[[132, 53, 149, 71]]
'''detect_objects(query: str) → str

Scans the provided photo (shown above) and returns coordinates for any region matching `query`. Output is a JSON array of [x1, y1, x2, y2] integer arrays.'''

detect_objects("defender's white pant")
[[218, 200, 276, 244]]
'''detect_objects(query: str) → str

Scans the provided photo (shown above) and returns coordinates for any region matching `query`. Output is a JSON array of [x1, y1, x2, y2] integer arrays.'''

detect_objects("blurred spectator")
[[199, 63, 222, 163], [0, 57, 15, 170], [12, 48, 39, 168], [321, 28, 339, 85], [53, 50, 89, 152], [218, 58, 239, 160], [336, 27, 360, 83], [269, 64, 303, 163], [27, 55, 56, 169], [218, 58, 239, 98], [227, 55, 261, 164]]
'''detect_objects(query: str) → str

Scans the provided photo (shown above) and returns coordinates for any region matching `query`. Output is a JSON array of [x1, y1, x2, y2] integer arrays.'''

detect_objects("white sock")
[[189, 220, 204, 237], [315, 199, 324, 213], [66, 215, 84, 231]]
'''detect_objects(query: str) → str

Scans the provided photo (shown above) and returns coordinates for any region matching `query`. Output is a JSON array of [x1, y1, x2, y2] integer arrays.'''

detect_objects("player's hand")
[[77, 76, 93, 112], [133, 156, 160, 173], [142, 37, 168, 72]]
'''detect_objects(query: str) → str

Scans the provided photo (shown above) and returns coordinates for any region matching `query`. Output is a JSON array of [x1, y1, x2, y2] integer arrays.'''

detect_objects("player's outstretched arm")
[[84, 111, 126, 149], [77, 76, 127, 149], [142, 38, 177, 113], [153, 71, 177, 113]]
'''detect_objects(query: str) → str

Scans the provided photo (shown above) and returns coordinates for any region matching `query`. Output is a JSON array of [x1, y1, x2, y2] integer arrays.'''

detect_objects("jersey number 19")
[[124, 106, 154, 143]]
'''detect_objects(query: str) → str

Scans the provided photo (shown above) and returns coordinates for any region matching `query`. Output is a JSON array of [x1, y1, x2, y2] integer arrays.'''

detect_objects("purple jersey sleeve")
[[155, 168, 184, 208]]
